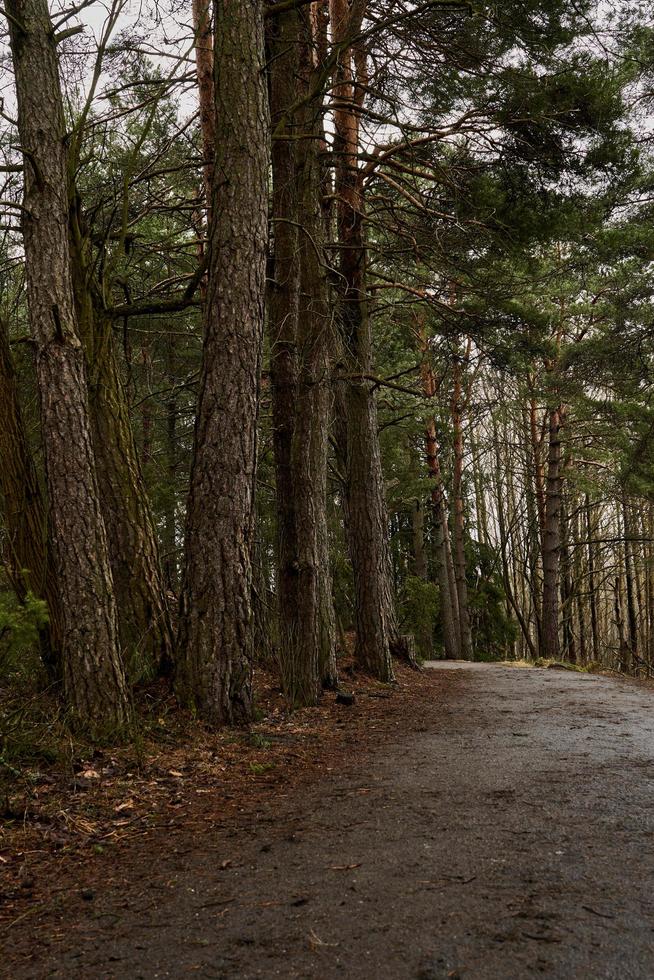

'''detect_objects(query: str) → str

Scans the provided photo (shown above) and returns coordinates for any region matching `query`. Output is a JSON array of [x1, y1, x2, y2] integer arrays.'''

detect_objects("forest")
[[2, 0, 654, 731], [2, 0, 654, 974]]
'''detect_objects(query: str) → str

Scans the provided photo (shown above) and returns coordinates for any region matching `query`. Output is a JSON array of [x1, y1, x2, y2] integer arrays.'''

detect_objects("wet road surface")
[[12, 663, 654, 979]]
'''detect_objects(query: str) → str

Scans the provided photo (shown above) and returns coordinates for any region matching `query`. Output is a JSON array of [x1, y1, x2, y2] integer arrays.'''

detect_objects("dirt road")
[[11, 664, 654, 979]]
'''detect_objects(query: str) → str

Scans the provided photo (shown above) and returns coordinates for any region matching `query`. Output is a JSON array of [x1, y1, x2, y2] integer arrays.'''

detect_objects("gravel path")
[[13, 663, 654, 979]]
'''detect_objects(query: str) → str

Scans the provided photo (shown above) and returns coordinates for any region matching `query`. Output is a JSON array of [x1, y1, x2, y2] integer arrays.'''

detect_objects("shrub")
[[400, 575, 439, 659], [0, 589, 49, 678]]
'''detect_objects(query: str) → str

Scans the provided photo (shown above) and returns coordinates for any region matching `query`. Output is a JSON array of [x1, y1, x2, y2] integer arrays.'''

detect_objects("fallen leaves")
[[79, 769, 101, 780], [114, 799, 136, 813], [0, 661, 446, 941]]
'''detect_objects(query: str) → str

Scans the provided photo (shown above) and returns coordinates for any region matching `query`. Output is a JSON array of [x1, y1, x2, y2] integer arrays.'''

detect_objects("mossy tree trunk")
[[7, 0, 129, 730], [69, 217, 174, 676], [0, 317, 62, 673]]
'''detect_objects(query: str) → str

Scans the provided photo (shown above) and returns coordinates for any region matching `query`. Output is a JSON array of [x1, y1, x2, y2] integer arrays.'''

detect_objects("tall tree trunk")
[[634, 509, 647, 671], [163, 340, 179, 593], [294, 20, 338, 690], [470, 431, 489, 549], [541, 406, 563, 660], [330, 0, 400, 680], [451, 348, 473, 660], [69, 224, 174, 676], [176, 0, 269, 725], [192, 0, 216, 223], [647, 503, 654, 671], [572, 498, 587, 665], [504, 416, 526, 648], [425, 418, 460, 659], [522, 400, 543, 645], [528, 384, 547, 548], [614, 573, 629, 673], [411, 500, 427, 581], [0, 318, 62, 671], [252, 528, 275, 669], [267, 9, 337, 706], [585, 494, 600, 661], [622, 496, 639, 669], [492, 414, 538, 659], [560, 489, 577, 663], [268, 9, 301, 700], [444, 517, 461, 643], [7, 0, 129, 729], [419, 338, 459, 658]]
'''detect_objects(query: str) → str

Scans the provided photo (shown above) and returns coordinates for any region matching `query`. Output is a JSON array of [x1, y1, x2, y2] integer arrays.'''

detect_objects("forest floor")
[[3, 662, 654, 978]]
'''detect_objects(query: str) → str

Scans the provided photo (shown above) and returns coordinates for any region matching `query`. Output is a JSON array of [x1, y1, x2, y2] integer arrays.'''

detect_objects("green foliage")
[[249, 733, 271, 750], [0, 590, 48, 677], [249, 761, 275, 775], [467, 543, 518, 661], [399, 576, 439, 659]]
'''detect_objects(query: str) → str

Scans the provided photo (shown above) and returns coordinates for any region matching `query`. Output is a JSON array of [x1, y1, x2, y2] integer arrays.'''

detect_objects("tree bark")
[[192, 0, 216, 222], [622, 496, 639, 668], [528, 383, 547, 549], [585, 494, 600, 661], [572, 497, 587, 665], [7, 0, 129, 730], [614, 573, 629, 672], [163, 340, 179, 593], [176, 0, 270, 725], [559, 489, 577, 663], [294, 19, 338, 690], [267, 9, 337, 706], [523, 399, 543, 644], [425, 418, 460, 660], [541, 406, 563, 660], [647, 503, 654, 671], [418, 341, 459, 659], [69, 220, 174, 676], [470, 431, 489, 549], [451, 348, 473, 660], [411, 500, 427, 581], [492, 412, 538, 659], [0, 317, 62, 671], [330, 0, 399, 680], [268, 7, 300, 701]]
